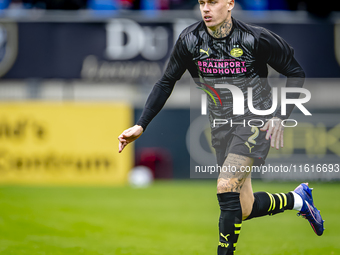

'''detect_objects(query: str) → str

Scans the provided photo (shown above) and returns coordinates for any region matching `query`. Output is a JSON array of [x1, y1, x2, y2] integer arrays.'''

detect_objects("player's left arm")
[[258, 28, 305, 149]]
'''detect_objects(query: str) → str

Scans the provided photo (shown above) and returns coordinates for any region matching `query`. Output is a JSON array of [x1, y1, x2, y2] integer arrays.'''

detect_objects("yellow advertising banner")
[[0, 102, 133, 185]]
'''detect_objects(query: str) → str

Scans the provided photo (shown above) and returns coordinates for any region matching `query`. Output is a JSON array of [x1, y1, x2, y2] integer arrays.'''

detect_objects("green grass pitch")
[[0, 180, 339, 255]]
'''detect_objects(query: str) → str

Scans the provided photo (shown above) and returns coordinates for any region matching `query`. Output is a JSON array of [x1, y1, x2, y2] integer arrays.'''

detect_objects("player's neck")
[[207, 18, 232, 38]]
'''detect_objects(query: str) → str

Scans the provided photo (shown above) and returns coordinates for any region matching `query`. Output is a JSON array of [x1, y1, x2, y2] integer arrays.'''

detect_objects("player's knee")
[[217, 181, 227, 194], [217, 179, 242, 193], [217, 179, 228, 193]]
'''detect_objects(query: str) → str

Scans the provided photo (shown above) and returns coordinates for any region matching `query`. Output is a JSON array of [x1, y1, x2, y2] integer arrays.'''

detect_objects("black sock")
[[245, 191, 294, 220], [217, 192, 242, 255]]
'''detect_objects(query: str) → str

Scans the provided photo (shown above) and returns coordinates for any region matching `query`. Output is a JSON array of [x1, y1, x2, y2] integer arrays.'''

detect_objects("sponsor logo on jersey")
[[197, 59, 247, 75], [230, 47, 243, 58]]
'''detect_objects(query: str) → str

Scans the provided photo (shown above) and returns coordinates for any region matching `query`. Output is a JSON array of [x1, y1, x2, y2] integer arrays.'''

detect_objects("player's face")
[[198, 0, 234, 29]]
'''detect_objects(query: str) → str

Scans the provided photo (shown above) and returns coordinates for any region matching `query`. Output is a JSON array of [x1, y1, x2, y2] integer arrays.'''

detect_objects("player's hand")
[[118, 125, 144, 153], [260, 117, 284, 150]]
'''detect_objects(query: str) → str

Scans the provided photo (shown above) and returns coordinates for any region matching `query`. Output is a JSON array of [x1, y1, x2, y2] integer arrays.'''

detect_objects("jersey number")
[[248, 126, 259, 145]]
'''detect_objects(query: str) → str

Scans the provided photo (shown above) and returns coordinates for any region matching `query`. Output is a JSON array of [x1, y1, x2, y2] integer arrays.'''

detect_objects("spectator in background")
[[87, 0, 154, 10], [0, 0, 10, 9], [88, 0, 196, 10], [2, 0, 338, 15], [286, 0, 339, 17], [22, 0, 87, 9], [236, 0, 287, 10], [169, 0, 197, 10], [233, 0, 339, 15]]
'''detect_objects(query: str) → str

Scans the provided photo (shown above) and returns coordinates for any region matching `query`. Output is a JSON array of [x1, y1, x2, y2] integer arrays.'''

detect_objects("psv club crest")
[[230, 45, 243, 58], [0, 22, 18, 78]]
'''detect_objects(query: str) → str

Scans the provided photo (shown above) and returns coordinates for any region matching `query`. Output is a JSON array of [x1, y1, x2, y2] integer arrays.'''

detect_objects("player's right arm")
[[118, 36, 191, 153]]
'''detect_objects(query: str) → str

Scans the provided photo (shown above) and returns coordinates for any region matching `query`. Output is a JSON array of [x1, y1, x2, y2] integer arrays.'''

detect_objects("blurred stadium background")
[[0, 0, 340, 254]]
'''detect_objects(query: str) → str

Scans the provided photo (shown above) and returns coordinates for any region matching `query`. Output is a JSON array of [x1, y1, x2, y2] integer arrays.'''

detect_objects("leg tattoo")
[[217, 153, 254, 194]]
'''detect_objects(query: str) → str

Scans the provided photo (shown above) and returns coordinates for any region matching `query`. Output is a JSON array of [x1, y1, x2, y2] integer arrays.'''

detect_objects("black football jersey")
[[137, 17, 305, 131]]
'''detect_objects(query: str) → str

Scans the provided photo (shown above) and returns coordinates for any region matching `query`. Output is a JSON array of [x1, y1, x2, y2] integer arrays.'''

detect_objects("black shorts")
[[212, 123, 271, 167]]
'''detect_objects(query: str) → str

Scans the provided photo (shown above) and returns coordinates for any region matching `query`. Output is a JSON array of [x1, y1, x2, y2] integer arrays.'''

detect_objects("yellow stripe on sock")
[[234, 223, 242, 228], [281, 193, 287, 207], [271, 193, 276, 210], [234, 230, 241, 234], [275, 193, 283, 209], [266, 192, 274, 211]]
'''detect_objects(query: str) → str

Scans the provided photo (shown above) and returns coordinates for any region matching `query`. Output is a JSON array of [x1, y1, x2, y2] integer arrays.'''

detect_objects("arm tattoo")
[[208, 19, 232, 38], [217, 153, 253, 193]]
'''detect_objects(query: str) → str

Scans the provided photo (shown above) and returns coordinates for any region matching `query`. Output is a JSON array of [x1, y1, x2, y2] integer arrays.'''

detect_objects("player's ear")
[[228, 0, 235, 11]]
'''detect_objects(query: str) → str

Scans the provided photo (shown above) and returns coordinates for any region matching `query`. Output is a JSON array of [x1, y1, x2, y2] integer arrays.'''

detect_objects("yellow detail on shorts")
[[234, 223, 242, 228], [220, 233, 230, 241], [234, 230, 241, 234], [230, 47, 243, 57], [219, 242, 229, 248], [233, 243, 237, 248], [248, 126, 259, 145], [281, 193, 287, 207], [276, 193, 283, 209]]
